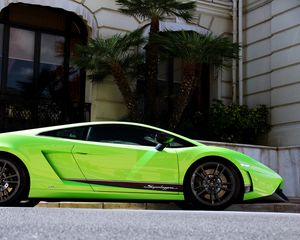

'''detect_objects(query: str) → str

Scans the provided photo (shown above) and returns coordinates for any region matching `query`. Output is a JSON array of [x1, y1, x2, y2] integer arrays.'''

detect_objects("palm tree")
[[73, 30, 144, 121], [116, 0, 196, 123], [154, 31, 240, 130]]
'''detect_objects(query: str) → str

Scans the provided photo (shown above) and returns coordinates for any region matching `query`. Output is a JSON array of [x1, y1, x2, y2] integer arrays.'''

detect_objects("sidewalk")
[[36, 201, 300, 213]]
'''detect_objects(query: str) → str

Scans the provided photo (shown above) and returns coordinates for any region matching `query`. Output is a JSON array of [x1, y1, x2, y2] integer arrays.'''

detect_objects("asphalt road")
[[1, 208, 300, 240]]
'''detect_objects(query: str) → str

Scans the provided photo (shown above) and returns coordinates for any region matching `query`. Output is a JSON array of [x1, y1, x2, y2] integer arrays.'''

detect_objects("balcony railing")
[[0, 98, 91, 133]]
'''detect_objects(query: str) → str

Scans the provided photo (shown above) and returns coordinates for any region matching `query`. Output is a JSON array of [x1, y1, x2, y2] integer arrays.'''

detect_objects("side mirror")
[[155, 133, 174, 151]]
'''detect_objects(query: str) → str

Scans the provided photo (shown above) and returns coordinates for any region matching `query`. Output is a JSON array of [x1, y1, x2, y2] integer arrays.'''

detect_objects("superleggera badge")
[[143, 184, 178, 191]]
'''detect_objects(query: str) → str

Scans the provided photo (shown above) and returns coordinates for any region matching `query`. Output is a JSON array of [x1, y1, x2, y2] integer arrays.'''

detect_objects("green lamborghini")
[[0, 121, 286, 209]]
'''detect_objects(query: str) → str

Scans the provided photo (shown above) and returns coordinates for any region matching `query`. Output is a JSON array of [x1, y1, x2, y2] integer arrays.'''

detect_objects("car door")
[[71, 124, 180, 194]]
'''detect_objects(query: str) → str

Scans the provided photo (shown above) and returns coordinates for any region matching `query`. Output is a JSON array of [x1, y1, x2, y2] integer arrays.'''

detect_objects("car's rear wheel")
[[0, 158, 27, 206], [184, 160, 241, 210]]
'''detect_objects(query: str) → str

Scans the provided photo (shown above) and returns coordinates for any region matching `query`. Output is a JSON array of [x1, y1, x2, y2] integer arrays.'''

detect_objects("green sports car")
[[0, 121, 286, 209]]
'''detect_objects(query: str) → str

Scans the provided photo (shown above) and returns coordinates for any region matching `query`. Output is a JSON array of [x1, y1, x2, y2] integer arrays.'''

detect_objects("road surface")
[[0, 208, 300, 239]]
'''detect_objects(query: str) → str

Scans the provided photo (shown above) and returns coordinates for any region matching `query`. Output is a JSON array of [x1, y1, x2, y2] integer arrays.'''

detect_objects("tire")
[[184, 159, 242, 210], [0, 158, 28, 206]]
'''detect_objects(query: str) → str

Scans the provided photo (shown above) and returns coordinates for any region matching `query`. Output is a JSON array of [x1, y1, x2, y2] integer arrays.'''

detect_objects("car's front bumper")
[[244, 187, 288, 203], [241, 166, 285, 202]]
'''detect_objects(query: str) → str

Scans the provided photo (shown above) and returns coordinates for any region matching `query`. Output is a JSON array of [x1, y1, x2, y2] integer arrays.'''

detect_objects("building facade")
[[0, 0, 299, 146]]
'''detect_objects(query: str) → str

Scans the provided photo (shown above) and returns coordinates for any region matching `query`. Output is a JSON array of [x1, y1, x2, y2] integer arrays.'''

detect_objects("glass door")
[[7, 27, 35, 91]]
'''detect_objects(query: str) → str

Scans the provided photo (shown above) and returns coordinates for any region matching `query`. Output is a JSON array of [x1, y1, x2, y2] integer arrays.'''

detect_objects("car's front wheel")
[[0, 158, 27, 206], [184, 160, 242, 210]]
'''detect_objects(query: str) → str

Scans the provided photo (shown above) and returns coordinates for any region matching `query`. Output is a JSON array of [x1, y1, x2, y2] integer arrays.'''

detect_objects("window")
[[0, 4, 86, 96], [87, 124, 195, 148], [39, 127, 88, 140], [0, 3, 89, 132]]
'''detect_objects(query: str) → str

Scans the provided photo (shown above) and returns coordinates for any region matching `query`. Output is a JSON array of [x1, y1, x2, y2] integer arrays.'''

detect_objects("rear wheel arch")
[[183, 156, 245, 206]]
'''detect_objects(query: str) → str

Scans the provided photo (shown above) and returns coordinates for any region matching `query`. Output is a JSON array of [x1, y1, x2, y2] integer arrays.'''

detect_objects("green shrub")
[[204, 100, 270, 144]]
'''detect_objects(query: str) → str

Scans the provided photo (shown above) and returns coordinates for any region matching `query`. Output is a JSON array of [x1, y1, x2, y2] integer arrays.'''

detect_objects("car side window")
[[87, 124, 194, 148], [38, 127, 88, 140], [87, 125, 156, 146]]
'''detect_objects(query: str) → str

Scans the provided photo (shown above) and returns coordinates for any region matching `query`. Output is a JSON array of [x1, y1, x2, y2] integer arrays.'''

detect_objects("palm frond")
[[73, 29, 145, 83], [116, 0, 196, 21], [152, 30, 239, 67]]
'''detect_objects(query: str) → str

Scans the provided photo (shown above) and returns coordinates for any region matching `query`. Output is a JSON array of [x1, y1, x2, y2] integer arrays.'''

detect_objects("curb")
[[36, 202, 181, 210], [228, 203, 300, 213], [36, 202, 300, 213]]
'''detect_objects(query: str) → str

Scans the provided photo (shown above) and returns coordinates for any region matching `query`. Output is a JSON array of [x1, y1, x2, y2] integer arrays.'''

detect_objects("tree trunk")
[[111, 64, 141, 122], [168, 63, 201, 130], [145, 17, 159, 123]]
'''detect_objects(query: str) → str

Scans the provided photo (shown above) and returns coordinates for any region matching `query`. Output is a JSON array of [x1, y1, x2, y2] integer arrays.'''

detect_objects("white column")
[[238, 0, 244, 105], [232, 0, 238, 103]]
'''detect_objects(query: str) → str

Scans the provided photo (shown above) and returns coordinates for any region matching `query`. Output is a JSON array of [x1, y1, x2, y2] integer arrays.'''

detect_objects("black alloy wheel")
[[0, 158, 27, 205], [185, 160, 241, 210]]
